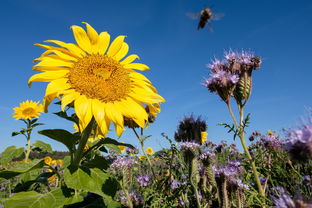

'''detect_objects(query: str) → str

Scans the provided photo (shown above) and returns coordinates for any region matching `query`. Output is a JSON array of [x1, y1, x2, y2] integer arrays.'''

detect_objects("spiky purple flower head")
[[180, 141, 201, 153], [284, 125, 312, 162], [119, 191, 143, 206], [171, 180, 187, 191]]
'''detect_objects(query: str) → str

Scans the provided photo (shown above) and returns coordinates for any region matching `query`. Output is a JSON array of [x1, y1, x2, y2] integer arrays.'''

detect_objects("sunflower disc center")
[[22, 107, 35, 115], [68, 54, 131, 102]]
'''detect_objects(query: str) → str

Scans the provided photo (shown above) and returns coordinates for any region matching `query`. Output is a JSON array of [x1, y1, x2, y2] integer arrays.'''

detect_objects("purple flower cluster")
[[261, 135, 282, 151], [171, 180, 187, 191], [126, 146, 139, 155], [204, 50, 261, 102], [180, 141, 201, 153], [284, 125, 312, 162], [137, 175, 152, 187], [228, 178, 250, 190], [119, 191, 143, 206], [199, 151, 215, 163], [214, 161, 244, 179], [110, 157, 136, 171]]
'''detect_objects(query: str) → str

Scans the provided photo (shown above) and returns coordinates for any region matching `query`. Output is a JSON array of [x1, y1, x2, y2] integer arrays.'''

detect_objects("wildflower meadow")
[[0, 1, 311, 208]]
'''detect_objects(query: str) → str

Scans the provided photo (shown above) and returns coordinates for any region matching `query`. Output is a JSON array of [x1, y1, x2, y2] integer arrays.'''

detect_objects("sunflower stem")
[[73, 118, 95, 168], [24, 119, 32, 162]]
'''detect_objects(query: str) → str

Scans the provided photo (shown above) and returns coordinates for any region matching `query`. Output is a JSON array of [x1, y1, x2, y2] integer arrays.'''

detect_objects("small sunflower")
[[29, 22, 165, 137], [146, 147, 154, 155], [44, 156, 53, 165], [139, 155, 146, 160], [13, 100, 43, 120]]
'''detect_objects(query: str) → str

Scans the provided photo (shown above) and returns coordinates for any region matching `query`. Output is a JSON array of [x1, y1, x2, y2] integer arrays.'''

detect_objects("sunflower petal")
[[124, 63, 150, 71], [33, 57, 73, 68], [61, 90, 80, 111], [74, 95, 93, 130], [45, 78, 70, 98], [44, 40, 86, 57], [82, 22, 99, 44], [103, 102, 124, 128], [71, 25, 92, 53], [120, 54, 140, 65], [43, 93, 57, 113], [97, 32, 110, 54], [107, 35, 126, 57], [92, 99, 108, 135], [28, 70, 69, 87], [114, 42, 129, 61]]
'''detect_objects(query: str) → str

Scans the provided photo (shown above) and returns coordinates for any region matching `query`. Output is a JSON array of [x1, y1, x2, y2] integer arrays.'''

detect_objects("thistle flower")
[[284, 125, 312, 162], [174, 115, 207, 144], [137, 175, 151, 187]]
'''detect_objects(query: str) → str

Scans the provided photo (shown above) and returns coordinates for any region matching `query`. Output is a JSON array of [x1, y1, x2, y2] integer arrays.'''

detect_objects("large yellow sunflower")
[[13, 100, 43, 120], [28, 22, 165, 137]]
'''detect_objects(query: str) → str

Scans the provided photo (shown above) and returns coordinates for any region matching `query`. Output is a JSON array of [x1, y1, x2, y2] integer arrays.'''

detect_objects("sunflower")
[[146, 147, 154, 155], [28, 22, 165, 137], [201, 131, 208, 144], [13, 100, 43, 120]]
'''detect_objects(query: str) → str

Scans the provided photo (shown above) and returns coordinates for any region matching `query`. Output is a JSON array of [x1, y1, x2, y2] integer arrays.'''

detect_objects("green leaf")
[[31, 123, 45, 128], [0, 159, 44, 180], [0, 146, 24, 165], [64, 167, 120, 208], [32, 140, 52, 153], [54, 111, 77, 123], [4, 188, 83, 208], [38, 129, 79, 153], [83, 155, 109, 171]]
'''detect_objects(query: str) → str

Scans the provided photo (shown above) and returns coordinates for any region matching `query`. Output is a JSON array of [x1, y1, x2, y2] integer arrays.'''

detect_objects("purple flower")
[[180, 141, 201, 153], [171, 180, 187, 191], [119, 191, 143, 206], [261, 135, 282, 151], [137, 175, 151, 187], [199, 151, 215, 161], [284, 125, 312, 162], [110, 157, 136, 171], [228, 74, 239, 84]]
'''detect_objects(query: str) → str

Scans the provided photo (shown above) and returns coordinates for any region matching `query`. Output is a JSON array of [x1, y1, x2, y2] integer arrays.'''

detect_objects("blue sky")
[[0, 0, 311, 153]]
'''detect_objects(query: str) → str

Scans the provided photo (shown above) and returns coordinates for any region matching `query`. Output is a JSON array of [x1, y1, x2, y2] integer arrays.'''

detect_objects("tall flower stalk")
[[12, 100, 44, 162], [204, 50, 265, 199]]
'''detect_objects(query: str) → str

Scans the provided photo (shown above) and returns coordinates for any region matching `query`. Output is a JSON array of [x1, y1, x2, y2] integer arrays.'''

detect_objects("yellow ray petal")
[[45, 40, 86, 57], [120, 54, 140, 65], [115, 98, 147, 128], [114, 124, 124, 138], [33, 66, 70, 72], [45, 78, 70, 98], [82, 22, 99, 44], [107, 35, 126, 57], [71, 25, 92, 53], [28, 70, 69, 87], [129, 87, 165, 103], [35, 43, 80, 59], [61, 90, 80, 111], [103, 102, 124, 128], [97, 32, 110, 54], [74, 95, 92, 130], [43, 93, 57, 112], [129, 70, 152, 83], [42, 50, 77, 62], [33, 57, 74, 68], [114, 42, 129, 61], [124, 63, 150, 71], [92, 99, 108, 135]]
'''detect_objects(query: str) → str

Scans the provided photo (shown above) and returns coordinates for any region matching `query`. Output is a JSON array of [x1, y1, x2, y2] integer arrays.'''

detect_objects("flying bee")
[[187, 7, 223, 32]]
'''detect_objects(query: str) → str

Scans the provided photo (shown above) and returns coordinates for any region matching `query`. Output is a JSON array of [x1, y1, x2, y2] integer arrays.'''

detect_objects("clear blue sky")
[[0, 0, 311, 153]]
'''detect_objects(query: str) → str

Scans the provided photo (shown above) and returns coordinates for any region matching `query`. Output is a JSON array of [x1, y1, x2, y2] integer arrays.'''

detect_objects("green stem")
[[238, 106, 265, 198], [190, 157, 201, 208], [72, 118, 95, 168], [132, 128, 157, 180], [120, 175, 133, 208], [24, 119, 32, 162]]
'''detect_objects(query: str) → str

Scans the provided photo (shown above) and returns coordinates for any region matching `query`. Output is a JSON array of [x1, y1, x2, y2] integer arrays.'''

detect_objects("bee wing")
[[212, 13, 224, 21], [186, 12, 200, 20]]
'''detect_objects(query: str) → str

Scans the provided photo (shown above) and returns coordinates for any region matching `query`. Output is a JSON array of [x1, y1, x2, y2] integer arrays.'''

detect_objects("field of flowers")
[[0, 22, 311, 208]]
